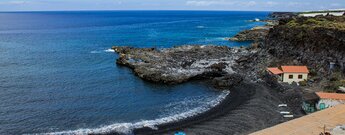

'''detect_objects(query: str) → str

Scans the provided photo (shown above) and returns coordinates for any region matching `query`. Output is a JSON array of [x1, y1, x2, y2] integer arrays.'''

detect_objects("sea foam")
[[104, 49, 115, 53], [44, 91, 230, 135], [90, 49, 114, 54]]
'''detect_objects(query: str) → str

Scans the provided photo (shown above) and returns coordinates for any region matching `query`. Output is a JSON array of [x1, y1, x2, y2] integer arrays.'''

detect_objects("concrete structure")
[[267, 66, 309, 84], [316, 92, 345, 110], [250, 104, 345, 135]]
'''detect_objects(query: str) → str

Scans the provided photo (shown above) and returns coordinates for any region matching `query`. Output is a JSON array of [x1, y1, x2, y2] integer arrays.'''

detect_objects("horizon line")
[[0, 9, 296, 13]]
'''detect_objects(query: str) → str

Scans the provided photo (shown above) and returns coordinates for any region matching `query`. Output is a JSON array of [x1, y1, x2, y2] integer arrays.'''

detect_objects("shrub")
[[308, 69, 318, 77], [324, 80, 345, 92], [299, 80, 308, 86], [285, 16, 345, 30], [330, 77, 339, 82], [305, 18, 320, 25], [330, 71, 344, 82], [287, 20, 299, 27]]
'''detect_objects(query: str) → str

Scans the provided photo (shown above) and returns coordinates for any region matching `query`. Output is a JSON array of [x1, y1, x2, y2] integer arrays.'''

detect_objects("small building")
[[302, 92, 320, 114], [267, 66, 309, 84], [316, 92, 345, 110]]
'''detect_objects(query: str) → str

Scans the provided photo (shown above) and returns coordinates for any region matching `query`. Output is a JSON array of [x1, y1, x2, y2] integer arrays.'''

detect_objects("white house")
[[316, 92, 345, 110], [267, 66, 309, 84]]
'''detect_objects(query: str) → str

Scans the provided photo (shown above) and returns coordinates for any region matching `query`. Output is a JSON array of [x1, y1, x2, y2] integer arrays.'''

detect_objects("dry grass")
[[286, 16, 345, 30]]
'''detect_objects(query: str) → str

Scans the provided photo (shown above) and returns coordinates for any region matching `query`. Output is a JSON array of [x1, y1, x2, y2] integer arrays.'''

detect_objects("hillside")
[[263, 16, 345, 90]]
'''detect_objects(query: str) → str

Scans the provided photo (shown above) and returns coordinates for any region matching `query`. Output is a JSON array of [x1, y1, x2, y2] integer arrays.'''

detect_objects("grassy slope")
[[285, 16, 345, 30]]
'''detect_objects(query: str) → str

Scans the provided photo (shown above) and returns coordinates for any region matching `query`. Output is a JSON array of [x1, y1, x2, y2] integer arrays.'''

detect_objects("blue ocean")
[[0, 11, 268, 134]]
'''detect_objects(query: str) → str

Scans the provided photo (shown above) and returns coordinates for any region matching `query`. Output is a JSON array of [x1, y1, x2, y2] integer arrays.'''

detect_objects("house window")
[[289, 75, 293, 79], [298, 75, 303, 79]]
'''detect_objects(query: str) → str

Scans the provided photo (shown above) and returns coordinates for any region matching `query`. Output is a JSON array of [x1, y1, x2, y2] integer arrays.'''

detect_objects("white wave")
[[216, 37, 228, 41], [200, 37, 228, 42], [90, 50, 102, 54], [90, 49, 114, 54], [104, 49, 115, 53], [44, 91, 230, 135]]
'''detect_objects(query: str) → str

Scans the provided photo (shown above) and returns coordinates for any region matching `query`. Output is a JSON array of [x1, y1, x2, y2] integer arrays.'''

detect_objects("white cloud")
[[287, 2, 311, 7], [0, 0, 28, 5], [266, 1, 278, 6], [245, 1, 257, 6], [186, 0, 261, 7], [186, 0, 236, 6]]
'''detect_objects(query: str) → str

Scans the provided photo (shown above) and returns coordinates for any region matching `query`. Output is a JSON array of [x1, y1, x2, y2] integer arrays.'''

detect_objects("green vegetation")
[[324, 81, 345, 92], [285, 16, 345, 30], [287, 20, 299, 27], [324, 71, 345, 92], [299, 80, 308, 86]]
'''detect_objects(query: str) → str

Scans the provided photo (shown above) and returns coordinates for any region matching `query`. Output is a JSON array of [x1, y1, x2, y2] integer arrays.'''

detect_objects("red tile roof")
[[316, 92, 345, 100], [281, 66, 309, 73], [267, 67, 283, 75]]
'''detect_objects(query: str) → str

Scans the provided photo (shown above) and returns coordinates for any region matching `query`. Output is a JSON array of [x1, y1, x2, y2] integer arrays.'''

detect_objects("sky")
[[0, 0, 344, 12]]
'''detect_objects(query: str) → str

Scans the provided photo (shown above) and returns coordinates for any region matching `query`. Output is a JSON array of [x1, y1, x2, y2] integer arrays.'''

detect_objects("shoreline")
[[132, 82, 254, 135], [109, 40, 303, 134], [130, 81, 302, 135], [107, 12, 315, 134]]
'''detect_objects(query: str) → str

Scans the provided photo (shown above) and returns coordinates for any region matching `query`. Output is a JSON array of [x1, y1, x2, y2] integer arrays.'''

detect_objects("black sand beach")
[[130, 82, 303, 135], [108, 44, 305, 135]]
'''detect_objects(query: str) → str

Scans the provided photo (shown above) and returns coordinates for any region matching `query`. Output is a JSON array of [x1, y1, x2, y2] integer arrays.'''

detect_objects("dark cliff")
[[263, 16, 345, 78]]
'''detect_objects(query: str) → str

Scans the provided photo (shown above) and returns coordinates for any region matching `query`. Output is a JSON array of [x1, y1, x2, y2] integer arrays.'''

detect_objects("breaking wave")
[[44, 91, 230, 135], [90, 49, 115, 54], [104, 49, 115, 53]]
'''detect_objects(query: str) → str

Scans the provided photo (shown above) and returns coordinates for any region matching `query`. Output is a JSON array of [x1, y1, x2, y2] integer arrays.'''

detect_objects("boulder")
[[212, 74, 244, 89]]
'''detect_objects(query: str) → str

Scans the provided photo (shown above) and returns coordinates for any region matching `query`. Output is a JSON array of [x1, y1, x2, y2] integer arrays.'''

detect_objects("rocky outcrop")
[[112, 45, 253, 84], [269, 12, 297, 19], [212, 74, 244, 90], [228, 27, 269, 42]]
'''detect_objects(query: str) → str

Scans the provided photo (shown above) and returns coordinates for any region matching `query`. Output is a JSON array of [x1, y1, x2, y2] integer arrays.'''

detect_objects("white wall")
[[282, 73, 308, 84], [317, 99, 345, 110]]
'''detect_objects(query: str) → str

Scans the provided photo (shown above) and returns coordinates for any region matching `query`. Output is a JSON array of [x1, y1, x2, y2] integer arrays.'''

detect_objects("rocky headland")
[[109, 15, 345, 135], [228, 26, 270, 42], [112, 45, 255, 86]]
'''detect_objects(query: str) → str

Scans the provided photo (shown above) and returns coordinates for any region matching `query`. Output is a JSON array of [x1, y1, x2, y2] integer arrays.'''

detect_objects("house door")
[[319, 103, 326, 110]]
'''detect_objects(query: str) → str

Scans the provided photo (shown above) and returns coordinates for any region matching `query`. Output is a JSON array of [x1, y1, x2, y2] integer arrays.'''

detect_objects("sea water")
[[0, 11, 268, 134]]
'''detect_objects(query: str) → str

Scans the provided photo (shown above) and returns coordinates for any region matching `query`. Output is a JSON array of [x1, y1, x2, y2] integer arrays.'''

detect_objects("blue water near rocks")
[[0, 11, 268, 134]]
